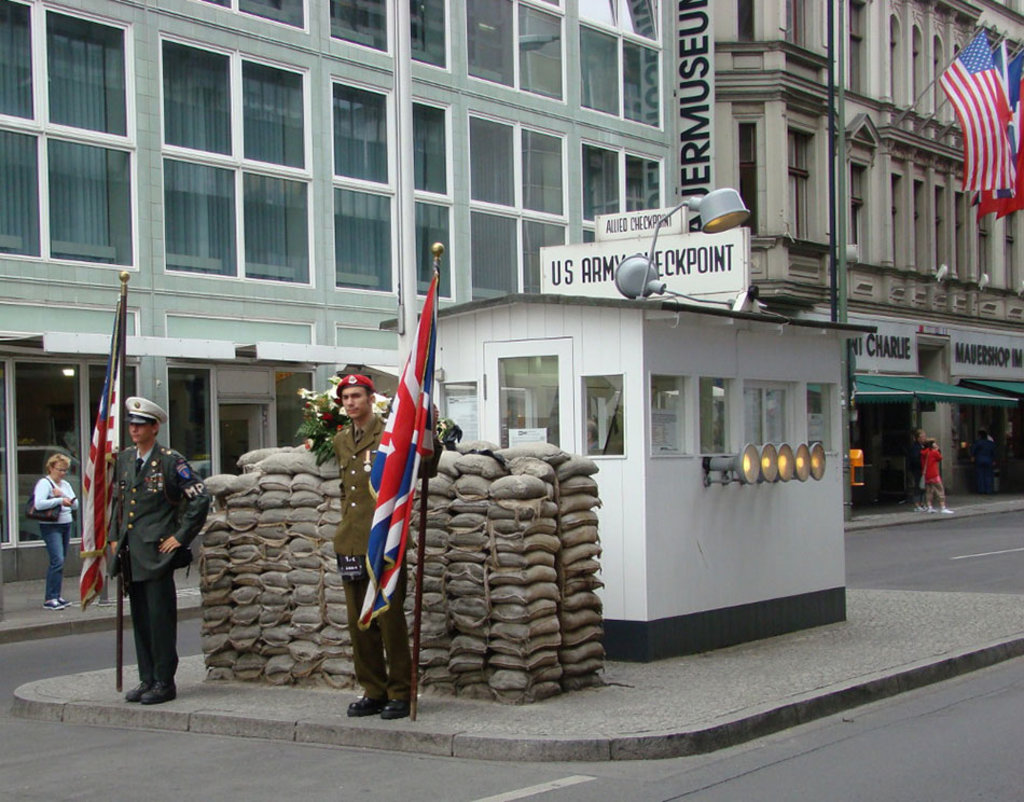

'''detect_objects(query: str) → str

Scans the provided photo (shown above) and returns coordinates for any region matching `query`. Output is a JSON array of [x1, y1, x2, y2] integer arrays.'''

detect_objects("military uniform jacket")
[[333, 415, 384, 557], [112, 441, 211, 582]]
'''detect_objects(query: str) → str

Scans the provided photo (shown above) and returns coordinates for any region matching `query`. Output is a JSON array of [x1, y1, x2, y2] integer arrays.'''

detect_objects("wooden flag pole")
[[410, 471, 430, 721]]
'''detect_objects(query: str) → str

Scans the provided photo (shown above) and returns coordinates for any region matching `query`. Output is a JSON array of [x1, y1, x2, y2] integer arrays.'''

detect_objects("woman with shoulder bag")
[[34, 453, 78, 610]]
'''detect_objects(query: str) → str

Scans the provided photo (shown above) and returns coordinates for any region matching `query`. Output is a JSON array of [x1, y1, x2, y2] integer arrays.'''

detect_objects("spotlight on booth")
[[793, 443, 811, 482], [774, 443, 796, 482], [757, 443, 779, 483], [702, 443, 760, 486], [809, 442, 827, 481]]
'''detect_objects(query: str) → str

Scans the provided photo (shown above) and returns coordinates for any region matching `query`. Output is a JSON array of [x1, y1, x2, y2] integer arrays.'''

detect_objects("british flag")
[[359, 271, 439, 628], [79, 287, 127, 609]]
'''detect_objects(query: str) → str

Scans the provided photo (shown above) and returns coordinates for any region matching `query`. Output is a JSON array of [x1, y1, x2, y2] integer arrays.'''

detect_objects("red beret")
[[336, 374, 375, 400]]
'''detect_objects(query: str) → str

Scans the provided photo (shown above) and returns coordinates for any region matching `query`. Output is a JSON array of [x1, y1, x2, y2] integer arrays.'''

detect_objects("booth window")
[[744, 384, 787, 443], [650, 374, 685, 454], [275, 371, 312, 448], [168, 368, 212, 477], [806, 383, 831, 448], [583, 375, 624, 456], [443, 383, 479, 442], [498, 355, 560, 448], [699, 377, 728, 453]]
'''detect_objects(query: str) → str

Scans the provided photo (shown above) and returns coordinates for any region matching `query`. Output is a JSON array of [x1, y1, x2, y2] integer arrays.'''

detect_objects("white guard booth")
[[434, 292, 868, 662]]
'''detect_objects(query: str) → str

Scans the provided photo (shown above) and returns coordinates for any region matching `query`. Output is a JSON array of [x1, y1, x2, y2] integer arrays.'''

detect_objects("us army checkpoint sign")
[[540, 227, 750, 304]]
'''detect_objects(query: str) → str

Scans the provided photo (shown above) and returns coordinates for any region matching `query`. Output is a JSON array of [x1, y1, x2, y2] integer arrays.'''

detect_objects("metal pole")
[[395, 0, 417, 359], [827, 0, 838, 322]]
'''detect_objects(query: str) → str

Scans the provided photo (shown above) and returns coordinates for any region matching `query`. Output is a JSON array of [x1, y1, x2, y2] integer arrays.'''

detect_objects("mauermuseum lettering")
[[677, 0, 712, 196], [954, 342, 1023, 368]]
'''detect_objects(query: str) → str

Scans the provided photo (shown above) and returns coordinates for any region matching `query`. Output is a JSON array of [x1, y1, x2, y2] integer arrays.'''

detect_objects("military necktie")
[[136, 457, 144, 476]]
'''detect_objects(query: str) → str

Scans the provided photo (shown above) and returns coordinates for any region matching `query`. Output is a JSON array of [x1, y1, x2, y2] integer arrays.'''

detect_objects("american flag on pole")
[[359, 271, 439, 628], [978, 49, 1024, 219], [79, 285, 127, 609], [941, 31, 1015, 192]]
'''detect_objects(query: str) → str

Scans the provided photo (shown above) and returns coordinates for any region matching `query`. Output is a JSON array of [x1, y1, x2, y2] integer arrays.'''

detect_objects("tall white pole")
[[395, 0, 418, 360]]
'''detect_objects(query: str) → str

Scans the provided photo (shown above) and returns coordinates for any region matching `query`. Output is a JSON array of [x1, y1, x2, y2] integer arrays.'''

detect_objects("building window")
[[806, 383, 830, 448], [330, 0, 385, 50], [276, 371, 312, 448], [979, 218, 990, 282], [412, 0, 446, 67], [954, 190, 966, 278], [848, 1, 864, 93], [651, 374, 685, 454], [334, 187, 390, 291], [468, 0, 514, 86], [168, 367, 211, 476], [413, 103, 446, 195], [470, 116, 566, 299], [413, 103, 451, 297], [850, 163, 865, 246], [583, 374, 624, 456], [738, 0, 754, 41], [0, 6, 133, 264], [201, 0, 303, 28], [932, 37, 944, 119], [787, 131, 810, 239], [738, 123, 758, 233], [162, 42, 309, 283], [699, 377, 728, 453], [580, 8, 658, 126], [889, 17, 900, 103], [911, 27, 923, 105], [498, 354, 560, 448], [913, 179, 926, 271], [468, 0, 563, 100], [934, 185, 946, 269], [890, 173, 902, 268], [1006, 231, 1015, 292], [744, 384, 787, 444], [416, 201, 451, 295], [785, 0, 807, 47], [519, 3, 562, 99], [583, 144, 660, 222], [333, 84, 388, 183]]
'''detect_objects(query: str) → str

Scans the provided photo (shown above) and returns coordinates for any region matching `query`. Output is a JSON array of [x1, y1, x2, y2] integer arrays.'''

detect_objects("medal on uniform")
[[363, 450, 372, 473]]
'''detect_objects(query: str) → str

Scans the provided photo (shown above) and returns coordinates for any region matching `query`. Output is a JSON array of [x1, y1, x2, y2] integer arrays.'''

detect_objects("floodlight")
[[774, 443, 795, 482], [758, 443, 778, 483], [703, 443, 761, 486], [793, 443, 811, 482], [809, 442, 827, 481]]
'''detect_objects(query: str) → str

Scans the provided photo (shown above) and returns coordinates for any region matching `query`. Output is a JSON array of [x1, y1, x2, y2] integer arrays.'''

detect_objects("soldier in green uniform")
[[111, 396, 210, 706], [333, 374, 414, 720]]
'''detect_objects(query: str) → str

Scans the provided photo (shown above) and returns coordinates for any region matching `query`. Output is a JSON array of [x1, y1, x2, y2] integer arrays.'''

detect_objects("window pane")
[[412, 0, 446, 67], [15, 361, 81, 543], [520, 5, 562, 99], [581, 27, 618, 114], [468, 0, 513, 85], [523, 130, 562, 214], [163, 43, 231, 155], [0, 0, 32, 118], [334, 187, 391, 291], [164, 159, 236, 276], [239, 0, 303, 27], [168, 368, 212, 478], [807, 383, 830, 448], [522, 220, 563, 293], [276, 370, 311, 448], [47, 13, 125, 135], [624, 42, 658, 125], [48, 141, 131, 264], [651, 375, 684, 454], [244, 174, 308, 282], [416, 201, 450, 296], [584, 374, 624, 456], [413, 103, 446, 194], [625, 154, 658, 211], [330, 0, 385, 50], [498, 355, 560, 448], [471, 211, 516, 298], [622, 0, 657, 39], [470, 117, 513, 205], [582, 144, 618, 220], [699, 377, 727, 452], [743, 387, 763, 443], [765, 388, 786, 442], [333, 84, 388, 183], [0, 130, 39, 256], [579, 0, 614, 26], [243, 62, 304, 168]]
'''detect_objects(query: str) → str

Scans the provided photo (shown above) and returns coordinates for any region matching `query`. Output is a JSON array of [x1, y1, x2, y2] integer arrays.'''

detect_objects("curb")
[[13, 633, 1024, 761], [0, 606, 202, 646], [844, 500, 1024, 532]]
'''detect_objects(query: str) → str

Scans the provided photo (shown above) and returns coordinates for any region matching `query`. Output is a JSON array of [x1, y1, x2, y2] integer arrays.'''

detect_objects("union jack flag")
[[79, 287, 127, 609], [359, 271, 439, 628]]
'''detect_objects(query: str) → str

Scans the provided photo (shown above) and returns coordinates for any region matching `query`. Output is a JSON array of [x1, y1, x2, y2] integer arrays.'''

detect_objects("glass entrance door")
[[218, 403, 267, 474]]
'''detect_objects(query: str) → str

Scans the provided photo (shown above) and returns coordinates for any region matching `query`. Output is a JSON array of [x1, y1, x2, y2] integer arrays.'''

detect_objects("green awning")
[[960, 378, 1024, 397], [854, 374, 1018, 407]]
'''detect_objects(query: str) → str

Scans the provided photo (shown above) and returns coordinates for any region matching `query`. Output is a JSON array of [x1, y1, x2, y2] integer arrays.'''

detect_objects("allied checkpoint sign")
[[540, 226, 750, 306]]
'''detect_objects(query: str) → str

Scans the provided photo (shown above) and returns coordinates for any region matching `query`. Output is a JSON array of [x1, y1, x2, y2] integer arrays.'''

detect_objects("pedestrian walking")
[[110, 396, 210, 705], [33, 453, 78, 610]]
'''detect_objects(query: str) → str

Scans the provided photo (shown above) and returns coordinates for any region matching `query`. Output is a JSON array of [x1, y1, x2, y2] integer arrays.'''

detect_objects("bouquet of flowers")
[[296, 375, 460, 464]]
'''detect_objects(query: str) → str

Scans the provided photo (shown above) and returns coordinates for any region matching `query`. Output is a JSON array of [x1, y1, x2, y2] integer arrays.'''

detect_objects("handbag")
[[26, 479, 60, 522]]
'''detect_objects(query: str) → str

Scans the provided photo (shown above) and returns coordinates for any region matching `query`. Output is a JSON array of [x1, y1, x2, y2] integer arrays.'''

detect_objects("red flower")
[[323, 413, 333, 422]]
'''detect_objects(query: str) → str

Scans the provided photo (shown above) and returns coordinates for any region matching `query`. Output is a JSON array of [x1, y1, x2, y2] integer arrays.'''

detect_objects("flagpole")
[[409, 243, 443, 722], [113, 272, 128, 692]]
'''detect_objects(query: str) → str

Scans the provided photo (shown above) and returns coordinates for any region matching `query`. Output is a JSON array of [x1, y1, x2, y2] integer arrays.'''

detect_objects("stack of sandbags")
[[553, 457, 605, 690]]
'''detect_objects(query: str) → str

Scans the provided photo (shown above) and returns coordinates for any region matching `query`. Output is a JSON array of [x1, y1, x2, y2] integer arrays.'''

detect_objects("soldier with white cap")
[[111, 396, 210, 705]]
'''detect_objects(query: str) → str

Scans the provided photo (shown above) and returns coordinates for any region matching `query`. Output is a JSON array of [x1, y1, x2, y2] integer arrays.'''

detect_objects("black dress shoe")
[[125, 681, 153, 703], [347, 696, 386, 717], [140, 681, 176, 705], [380, 699, 410, 720]]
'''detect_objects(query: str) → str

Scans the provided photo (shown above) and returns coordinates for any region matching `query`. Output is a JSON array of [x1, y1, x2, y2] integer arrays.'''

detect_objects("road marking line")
[[471, 775, 596, 802], [951, 546, 1024, 560]]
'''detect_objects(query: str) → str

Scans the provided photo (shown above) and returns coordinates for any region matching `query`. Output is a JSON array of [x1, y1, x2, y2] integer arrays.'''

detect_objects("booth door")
[[483, 338, 575, 450]]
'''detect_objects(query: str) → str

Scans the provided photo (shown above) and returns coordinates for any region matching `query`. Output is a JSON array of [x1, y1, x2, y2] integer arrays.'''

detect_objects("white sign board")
[[540, 228, 749, 303], [595, 207, 685, 241], [846, 316, 918, 374], [951, 329, 1024, 379]]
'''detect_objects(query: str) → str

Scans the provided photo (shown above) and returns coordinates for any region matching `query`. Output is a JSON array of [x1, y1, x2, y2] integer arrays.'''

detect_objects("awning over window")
[[959, 378, 1024, 398], [854, 374, 1018, 407]]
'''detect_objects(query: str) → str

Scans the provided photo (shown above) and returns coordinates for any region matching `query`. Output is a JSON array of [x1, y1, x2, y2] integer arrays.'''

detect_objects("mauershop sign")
[[847, 317, 918, 373], [951, 330, 1024, 378], [540, 229, 749, 302]]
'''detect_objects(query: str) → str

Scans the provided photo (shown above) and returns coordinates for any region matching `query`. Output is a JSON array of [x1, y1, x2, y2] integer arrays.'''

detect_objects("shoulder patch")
[[175, 458, 194, 481]]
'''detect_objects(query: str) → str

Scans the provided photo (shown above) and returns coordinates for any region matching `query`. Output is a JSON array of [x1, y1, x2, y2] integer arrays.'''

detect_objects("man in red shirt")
[[921, 439, 954, 514]]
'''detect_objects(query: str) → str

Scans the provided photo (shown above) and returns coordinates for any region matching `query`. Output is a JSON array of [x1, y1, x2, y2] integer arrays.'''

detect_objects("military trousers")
[[128, 571, 179, 684], [343, 567, 411, 702]]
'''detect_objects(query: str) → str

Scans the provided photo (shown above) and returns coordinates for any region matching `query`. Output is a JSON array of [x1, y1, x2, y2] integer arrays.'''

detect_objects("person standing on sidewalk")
[[970, 429, 997, 494], [921, 438, 954, 514], [110, 396, 210, 706], [906, 428, 927, 511], [35, 453, 78, 610]]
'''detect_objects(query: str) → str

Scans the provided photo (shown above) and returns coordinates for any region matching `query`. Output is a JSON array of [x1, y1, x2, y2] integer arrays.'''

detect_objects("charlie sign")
[[540, 228, 749, 303]]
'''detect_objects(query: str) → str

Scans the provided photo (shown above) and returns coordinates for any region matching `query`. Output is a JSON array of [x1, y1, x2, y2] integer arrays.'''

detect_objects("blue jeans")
[[40, 522, 71, 602]]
